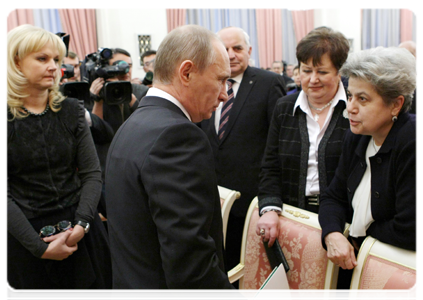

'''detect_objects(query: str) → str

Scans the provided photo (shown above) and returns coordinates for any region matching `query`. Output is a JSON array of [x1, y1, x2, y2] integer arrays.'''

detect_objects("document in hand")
[[259, 263, 290, 289]]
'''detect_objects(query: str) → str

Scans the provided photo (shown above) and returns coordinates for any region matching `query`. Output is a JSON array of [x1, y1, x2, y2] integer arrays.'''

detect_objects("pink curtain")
[[291, 10, 315, 43], [7, 9, 34, 32], [400, 9, 414, 42], [58, 9, 98, 60], [256, 9, 283, 69], [166, 9, 186, 33]]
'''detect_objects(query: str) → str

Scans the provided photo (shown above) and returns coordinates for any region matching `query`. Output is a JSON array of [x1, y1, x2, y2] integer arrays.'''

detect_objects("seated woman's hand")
[[324, 232, 357, 270], [41, 230, 78, 261], [256, 211, 280, 247]]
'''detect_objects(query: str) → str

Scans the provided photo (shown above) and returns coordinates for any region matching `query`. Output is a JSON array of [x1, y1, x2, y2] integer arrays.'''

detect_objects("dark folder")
[[263, 239, 290, 273]]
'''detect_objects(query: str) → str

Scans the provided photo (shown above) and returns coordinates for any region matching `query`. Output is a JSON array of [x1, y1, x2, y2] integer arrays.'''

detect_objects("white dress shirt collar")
[[146, 87, 191, 121]]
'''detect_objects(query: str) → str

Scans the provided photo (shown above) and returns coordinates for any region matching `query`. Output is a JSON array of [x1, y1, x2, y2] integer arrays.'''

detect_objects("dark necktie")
[[218, 79, 235, 140]]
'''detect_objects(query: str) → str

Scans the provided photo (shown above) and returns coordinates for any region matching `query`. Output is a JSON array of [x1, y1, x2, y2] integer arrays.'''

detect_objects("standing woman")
[[319, 47, 416, 269], [7, 24, 111, 289], [256, 27, 350, 247]]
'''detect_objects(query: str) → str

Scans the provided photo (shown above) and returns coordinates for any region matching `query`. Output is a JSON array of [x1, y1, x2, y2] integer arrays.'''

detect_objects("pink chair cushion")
[[359, 255, 416, 289], [242, 208, 329, 289]]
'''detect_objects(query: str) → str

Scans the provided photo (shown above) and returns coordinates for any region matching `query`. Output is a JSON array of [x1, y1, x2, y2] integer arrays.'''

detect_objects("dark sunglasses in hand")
[[39, 220, 73, 238]]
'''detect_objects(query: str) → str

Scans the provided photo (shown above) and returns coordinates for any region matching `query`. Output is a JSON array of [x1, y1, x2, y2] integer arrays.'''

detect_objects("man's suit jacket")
[[200, 66, 286, 217], [105, 96, 233, 289]]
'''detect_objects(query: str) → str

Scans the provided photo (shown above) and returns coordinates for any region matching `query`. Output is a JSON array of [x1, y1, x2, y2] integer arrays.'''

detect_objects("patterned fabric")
[[218, 79, 235, 140], [359, 255, 416, 289], [242, 208, 329, 289]]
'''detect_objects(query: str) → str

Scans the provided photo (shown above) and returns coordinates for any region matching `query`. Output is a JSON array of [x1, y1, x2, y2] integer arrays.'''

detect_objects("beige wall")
[[314, 9, 362, 53], [96, 9, 168, 80]]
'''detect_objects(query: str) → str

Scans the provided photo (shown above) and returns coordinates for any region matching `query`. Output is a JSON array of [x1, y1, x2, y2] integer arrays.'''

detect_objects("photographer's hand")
[[90, 77, 104, 96], [131, 78, 142, 85], [130, 94, 137, 107]]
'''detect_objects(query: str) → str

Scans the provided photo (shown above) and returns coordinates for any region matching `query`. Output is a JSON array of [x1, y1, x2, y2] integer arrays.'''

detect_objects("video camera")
[[81, 48, 132, 105], [59, 64, 90, 103]]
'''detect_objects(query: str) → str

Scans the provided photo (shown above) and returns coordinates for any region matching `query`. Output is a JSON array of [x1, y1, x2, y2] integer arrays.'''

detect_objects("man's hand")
[[131, 78, 143, 85], [129, 94, 137, 107], [325, 232, 357, 269], [90, 77, 105, 96]]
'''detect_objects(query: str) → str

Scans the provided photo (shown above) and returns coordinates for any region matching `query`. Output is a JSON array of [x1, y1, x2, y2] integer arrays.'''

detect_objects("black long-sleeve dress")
[[7, 98, 112, 289]]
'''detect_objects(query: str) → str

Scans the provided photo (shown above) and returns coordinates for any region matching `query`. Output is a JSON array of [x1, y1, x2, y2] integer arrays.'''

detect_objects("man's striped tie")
[[218, 79, 235, 140]]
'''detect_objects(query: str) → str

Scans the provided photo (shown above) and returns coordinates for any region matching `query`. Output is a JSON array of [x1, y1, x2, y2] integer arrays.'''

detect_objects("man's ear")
[[392, 95, 405, 116], [179, 60, 195, 87]]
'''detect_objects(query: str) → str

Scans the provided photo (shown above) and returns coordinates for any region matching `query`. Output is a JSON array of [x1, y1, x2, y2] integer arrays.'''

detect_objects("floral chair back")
[[233, 198, 348, 289], [350, 236, 416, 289]]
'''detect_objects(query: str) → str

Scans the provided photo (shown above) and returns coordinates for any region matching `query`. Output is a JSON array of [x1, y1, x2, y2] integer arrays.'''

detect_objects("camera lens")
[[100, 48, 112, 60]]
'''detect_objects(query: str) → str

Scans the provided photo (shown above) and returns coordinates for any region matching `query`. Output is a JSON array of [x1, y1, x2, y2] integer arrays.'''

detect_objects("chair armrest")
[[228, 263, 245, 283]]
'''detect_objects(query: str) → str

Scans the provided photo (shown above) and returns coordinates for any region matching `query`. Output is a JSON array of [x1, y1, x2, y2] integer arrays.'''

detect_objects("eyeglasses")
[[39, 220, 73, 238], [143, 59, 155, 67]]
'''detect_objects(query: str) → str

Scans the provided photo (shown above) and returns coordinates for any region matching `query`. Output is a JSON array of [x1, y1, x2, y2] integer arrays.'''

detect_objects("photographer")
[[85, 48, 149, 219], [140, 50, 156, 87], [89, 48, 148, 131], [63, 51, 81, 82], [59, 57, 115, 146]]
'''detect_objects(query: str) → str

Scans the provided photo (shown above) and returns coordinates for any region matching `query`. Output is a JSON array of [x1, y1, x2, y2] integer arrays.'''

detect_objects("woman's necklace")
[[22, 102, 50, 116], [308, 99, 333, 122]]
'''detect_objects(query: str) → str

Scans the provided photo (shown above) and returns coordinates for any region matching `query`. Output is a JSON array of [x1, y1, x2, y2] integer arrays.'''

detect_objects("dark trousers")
[[224, 213, 246, 288]]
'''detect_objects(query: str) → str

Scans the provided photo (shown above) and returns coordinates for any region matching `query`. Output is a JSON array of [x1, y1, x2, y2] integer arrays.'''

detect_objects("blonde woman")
[[7, 24, 111, 289]]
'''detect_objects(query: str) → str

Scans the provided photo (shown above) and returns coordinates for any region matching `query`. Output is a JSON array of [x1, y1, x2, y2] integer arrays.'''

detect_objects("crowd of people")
[[7, 23, 416, 290]]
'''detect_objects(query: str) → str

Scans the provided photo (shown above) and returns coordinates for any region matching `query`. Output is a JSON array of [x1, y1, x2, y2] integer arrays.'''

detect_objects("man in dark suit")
[[105, 25, 234, 289], [271, 60, 294, 85], [199, 26, 287, 274]]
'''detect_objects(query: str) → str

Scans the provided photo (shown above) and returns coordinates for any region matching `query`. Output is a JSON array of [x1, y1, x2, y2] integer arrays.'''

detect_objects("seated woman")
[[319, 46, 416, 271], [256, 27, 350, 247]]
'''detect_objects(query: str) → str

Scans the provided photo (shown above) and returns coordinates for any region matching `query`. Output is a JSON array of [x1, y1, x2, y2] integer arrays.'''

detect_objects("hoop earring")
[[392, 116, 398, 122]]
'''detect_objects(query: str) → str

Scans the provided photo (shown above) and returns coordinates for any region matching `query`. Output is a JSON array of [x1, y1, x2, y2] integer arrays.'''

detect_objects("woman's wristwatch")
[[74, 220, 90, 234]]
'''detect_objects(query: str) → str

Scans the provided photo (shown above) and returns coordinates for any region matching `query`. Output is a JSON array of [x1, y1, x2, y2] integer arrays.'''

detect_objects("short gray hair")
[[218, 26, 251, 47], [341, 47, 416, 113], [153, 25, 219, 85]]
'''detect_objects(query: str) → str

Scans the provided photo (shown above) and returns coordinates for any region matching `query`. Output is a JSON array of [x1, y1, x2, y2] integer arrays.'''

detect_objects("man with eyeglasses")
[[141, 50, 156, 73], [63, 51, 81, 82], [141, 50, 156, 87]]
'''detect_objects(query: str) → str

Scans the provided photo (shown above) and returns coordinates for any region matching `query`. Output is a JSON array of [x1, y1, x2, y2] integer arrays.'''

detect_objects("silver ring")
[[260, 228, 265, 236]]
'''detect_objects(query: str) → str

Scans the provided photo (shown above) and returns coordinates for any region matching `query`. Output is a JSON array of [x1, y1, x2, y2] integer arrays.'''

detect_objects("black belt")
[[305, 195, 320, 206]]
